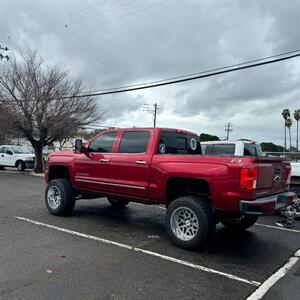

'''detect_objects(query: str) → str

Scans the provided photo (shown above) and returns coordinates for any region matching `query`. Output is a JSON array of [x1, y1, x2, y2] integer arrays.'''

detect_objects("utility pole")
[[0, 45, 9, 61], [225, 122, 233, 140], [143, 103, 159, 127]]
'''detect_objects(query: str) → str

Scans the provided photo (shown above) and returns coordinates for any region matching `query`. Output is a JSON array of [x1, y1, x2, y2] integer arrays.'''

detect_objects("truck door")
[[74, 131, 117, 193], [108, 130, 152, 199], [1, 147, 15, 166]]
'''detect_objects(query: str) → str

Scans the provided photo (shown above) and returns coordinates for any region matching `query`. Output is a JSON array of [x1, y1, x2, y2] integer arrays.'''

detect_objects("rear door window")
[[158, 132, 201, 155], [118, 131, 150, 153]]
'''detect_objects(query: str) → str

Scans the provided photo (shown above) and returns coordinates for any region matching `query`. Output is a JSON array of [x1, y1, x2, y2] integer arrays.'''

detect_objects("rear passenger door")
[[108, 130, 152, 199]]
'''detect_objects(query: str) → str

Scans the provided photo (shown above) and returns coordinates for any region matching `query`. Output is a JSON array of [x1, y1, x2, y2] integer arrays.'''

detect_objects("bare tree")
[[0, 52, 102, 172]]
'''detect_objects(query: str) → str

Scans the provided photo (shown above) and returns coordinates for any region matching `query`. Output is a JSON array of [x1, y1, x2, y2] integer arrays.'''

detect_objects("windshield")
[[10, 146, 30, 154]]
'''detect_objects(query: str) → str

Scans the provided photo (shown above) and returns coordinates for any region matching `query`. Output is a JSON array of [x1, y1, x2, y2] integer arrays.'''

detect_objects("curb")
[[29, 172, 45, 177]]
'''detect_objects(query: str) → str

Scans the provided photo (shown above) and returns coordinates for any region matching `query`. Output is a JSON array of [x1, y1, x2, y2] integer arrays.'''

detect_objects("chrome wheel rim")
[[47, 186, 61, 209], [170, 207, 199, 241]]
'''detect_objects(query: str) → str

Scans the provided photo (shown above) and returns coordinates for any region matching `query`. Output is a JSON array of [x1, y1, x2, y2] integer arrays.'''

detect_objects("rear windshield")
[[204, 144, 235, 156], [158, 132, 201, 155]]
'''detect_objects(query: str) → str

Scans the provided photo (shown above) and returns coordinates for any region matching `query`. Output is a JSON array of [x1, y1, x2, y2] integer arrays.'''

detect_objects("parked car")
[[201, 139, 265, 156], [290, 162, 300, 195], [44, 128, 296, 249], [0, 145, 35, 171]]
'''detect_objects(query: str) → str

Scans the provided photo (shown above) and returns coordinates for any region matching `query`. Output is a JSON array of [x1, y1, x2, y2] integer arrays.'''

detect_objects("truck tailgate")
[[255, 157, 291, 196]]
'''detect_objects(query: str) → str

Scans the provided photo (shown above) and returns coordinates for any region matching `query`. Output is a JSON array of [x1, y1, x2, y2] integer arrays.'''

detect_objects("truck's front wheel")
[[166, 196, 215, 249], [45, 179, 75, 216], [221, 215, 257, 231]]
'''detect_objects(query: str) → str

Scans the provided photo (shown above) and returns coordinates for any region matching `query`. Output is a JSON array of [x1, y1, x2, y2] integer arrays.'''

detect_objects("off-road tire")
[[165, 196, 215, 250], [107, 197, 130, 208], [221, 215, 258, 231], [45, 178, 75, 216], [16, 160, 25, 171]]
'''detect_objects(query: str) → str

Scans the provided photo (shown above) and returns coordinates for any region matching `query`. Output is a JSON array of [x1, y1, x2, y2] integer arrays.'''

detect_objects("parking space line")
[[255, 223, 300, 234], [246, 249, 300, 300], [15, 216, 261, 287]]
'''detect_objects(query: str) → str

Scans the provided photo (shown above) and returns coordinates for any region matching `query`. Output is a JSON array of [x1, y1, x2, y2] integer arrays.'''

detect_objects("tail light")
[[240, 166, 257, 191]]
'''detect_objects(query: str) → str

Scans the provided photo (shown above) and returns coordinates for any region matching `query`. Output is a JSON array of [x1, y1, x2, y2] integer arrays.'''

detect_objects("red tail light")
[[240, 166, 257, 190]]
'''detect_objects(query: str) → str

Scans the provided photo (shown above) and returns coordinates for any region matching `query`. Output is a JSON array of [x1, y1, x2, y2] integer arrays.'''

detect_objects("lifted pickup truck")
[[45, 128, 296, 249]]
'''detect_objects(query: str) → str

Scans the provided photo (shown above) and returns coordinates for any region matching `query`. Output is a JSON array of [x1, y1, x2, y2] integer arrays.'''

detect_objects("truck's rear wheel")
[[107, 197, 129, 208], [16, 160, 25, 171], [166, 196, 215, 249], [221, 215, 257, 231], [45, 178, 75, 216]]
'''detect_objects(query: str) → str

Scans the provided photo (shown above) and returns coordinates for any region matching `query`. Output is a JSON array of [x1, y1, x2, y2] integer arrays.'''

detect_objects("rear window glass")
[[204, 144, 235, 156], [158, 132, 201, 155]]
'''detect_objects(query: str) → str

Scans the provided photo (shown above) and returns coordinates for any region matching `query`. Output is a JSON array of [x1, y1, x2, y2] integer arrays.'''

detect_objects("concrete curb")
[[29, 172, 45, 177]]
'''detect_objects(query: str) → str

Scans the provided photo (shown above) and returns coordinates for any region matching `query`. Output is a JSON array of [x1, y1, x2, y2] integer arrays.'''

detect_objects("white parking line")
[[15, 216, 261, 287], [246, 249, 300, 300], [255, 223, 300, 234]]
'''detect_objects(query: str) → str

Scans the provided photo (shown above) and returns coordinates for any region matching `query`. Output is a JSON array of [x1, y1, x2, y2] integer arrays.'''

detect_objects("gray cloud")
[[1, 0, 299, 145]]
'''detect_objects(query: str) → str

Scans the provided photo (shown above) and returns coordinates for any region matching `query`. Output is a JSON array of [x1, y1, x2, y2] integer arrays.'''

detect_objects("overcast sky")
[[1, 0, 299, 145]]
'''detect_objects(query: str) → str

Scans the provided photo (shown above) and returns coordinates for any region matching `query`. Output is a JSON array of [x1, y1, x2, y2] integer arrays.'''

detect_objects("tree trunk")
[[284, 124, 287, 151], [33, 143, 44, 173], [289, 128, 292, 151], [297, 121, 299, 152]]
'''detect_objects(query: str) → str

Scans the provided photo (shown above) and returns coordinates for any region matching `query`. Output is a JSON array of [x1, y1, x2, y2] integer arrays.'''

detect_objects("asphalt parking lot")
[[0, 170, 300, 300]]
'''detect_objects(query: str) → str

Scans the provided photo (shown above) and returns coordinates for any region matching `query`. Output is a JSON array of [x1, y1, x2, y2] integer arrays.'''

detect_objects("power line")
[[52, 50, 300, 100], [8, 1, 136, 42], [7, 1, 105, 40], [20, 0, 168, 48]]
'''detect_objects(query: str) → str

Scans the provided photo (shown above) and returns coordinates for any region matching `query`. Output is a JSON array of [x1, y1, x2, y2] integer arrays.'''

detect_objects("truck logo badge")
[[273, 175, 281, 182], [190, 138, 197, 150]]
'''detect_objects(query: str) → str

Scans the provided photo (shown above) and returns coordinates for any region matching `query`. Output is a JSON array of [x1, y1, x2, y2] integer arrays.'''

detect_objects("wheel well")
[[15, 160, 24, 167], [166, 177, 211, 207], [48, 165, 70, 181]]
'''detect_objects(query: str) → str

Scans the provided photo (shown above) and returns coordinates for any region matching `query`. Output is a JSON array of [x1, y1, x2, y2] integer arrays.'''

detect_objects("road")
[[0, 170, 300, 299]]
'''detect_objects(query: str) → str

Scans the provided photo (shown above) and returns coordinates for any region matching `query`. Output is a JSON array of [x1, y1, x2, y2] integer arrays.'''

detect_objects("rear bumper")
[[240, 192, 296, 216]]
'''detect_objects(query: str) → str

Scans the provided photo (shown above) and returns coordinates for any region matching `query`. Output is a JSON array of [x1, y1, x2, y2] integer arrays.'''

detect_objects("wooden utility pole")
[[225, 122, 233, 140]]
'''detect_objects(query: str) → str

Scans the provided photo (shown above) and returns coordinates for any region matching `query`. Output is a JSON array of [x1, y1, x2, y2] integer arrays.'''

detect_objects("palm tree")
[[286, 117, 293, 151], [282, 109, 290, 150], [294, 109, 300, 151]]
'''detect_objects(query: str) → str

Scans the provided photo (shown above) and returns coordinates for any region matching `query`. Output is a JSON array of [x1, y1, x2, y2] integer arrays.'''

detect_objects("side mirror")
[[6, 150, 13, 155], [74, 139, 83, 153]]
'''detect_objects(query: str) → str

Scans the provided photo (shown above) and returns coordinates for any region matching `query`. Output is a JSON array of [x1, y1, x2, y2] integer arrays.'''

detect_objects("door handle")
[[136, 160, 146, 165], [99, 158, 109, 163]]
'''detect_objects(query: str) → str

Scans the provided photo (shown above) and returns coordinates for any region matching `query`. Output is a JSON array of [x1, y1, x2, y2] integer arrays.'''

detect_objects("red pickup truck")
[[45, 128, 295, 249]]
